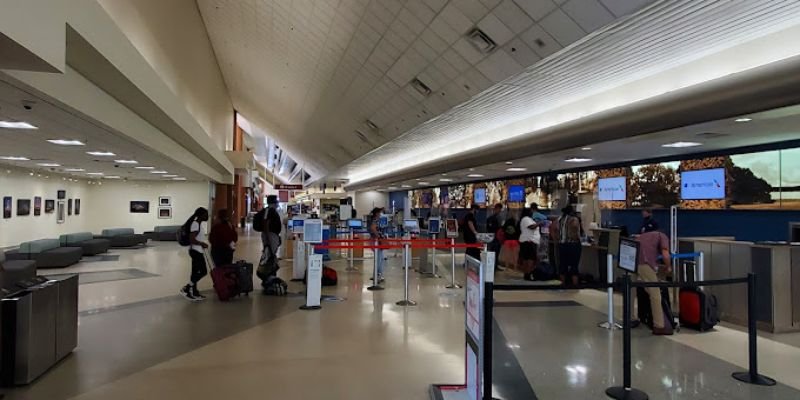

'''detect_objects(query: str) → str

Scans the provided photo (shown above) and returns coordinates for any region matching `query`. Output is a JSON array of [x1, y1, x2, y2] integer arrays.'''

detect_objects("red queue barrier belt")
[[324, 238, 453, 243], [312, 243, 484, 250]]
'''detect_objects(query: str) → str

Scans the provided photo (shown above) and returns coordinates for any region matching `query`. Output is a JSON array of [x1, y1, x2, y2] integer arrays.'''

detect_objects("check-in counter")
[[576, 228, 622, 282], [679, 238, 800, 333]]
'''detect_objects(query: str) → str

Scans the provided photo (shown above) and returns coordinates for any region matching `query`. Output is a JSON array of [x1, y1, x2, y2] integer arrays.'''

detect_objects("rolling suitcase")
[[678, 260, 719, 331], [233, 260, 254, 294], [210, 265, 242, 301]]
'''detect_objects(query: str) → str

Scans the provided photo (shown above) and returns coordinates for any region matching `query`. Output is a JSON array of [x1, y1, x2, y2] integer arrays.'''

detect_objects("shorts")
[[519, 242, 538, 261]]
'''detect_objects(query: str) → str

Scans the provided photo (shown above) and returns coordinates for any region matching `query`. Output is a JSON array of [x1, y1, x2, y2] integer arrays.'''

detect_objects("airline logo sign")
[[598, 177, 626, 201], [681, 168, 725, 200], [275, 184, 303, 190]]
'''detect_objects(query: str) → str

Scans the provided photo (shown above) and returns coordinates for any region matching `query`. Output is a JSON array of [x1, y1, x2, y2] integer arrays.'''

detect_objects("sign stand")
[[446, 238, 462, 289], [300, 219, 323, 311], [598, 254, 621, 330], [346, 227, 357, 271], [367, 239, 384, 291]]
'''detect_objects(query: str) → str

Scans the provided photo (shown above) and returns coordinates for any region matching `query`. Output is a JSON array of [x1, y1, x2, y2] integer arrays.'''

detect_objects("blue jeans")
[[375, 248, 385, 275]]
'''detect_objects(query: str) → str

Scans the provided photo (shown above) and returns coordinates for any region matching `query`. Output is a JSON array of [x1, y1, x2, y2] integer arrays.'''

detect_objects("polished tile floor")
[[3, 230, 800, 399]]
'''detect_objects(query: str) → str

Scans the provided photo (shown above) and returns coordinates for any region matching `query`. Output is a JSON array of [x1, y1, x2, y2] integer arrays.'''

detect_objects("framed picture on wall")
[[75, 199, 81, 215], [34, 197, 42, 216], [17, 199, 30, 216], [3, 197, 11, 219], [130, 201, 150, 213], [45, 200, 55, 213], [57, 200, 65, 224], [158, 196, 171, 206], [57, 190, 66, 200], [158, 207, 172, 219]]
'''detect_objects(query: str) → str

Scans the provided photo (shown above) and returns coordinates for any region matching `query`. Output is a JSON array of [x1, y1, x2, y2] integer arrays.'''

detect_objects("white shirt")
[[519, 216, 541, 245], [190, 221, 206, 252]]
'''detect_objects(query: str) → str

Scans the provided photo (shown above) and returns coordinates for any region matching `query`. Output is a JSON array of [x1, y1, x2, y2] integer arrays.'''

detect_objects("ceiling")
[[0, 77, 205, 182], [373, 104, 800, 191], [197, 0, 657, 180]]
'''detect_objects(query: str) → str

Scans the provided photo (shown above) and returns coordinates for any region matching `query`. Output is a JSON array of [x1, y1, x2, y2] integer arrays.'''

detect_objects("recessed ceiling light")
[[506, 167, 527, 172], [172, 177, 187, 181], [87, 172, 104, 176], [114, 160, 138, 164], [581, 147, 592, 151], [440, 178, 453, 182], [47, 139, 85, 146], [64, 168, 85, 172], [401, 184, 412, 188], [0, 156, 29, 161], [662, 141, 702, 148], [418, 181, 430, 185], [87, 151, 116, 156], [735, 117, 753, 122], [135, 166, 155, 170], [0, 121, 38, 129], [565, 157, 592, 163], [37, 163, 61, 167], [505, 161, 513, 165], [415, 178, 421, 181], [151, 170, 168, 174], [104, 176, 121, 179], [467, 174, 484, 178]]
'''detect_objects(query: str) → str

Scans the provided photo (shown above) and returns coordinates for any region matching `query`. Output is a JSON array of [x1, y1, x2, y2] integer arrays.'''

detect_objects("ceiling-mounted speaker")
[[467, 27, 497, 54], [365, 119, 379, 131], [410, 78, 432, 97]]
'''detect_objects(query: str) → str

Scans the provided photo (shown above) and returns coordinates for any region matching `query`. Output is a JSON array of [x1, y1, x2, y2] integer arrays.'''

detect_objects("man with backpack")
[[253, 195, 287, 295], [178, 207, 210, 301]]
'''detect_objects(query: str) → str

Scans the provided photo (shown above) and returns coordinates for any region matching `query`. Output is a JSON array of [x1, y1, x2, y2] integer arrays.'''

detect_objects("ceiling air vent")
[[365, 119, 379, 131], [410, 78, 432, 97], [467, 27, 497, 54], [354, 130, 371, 144]]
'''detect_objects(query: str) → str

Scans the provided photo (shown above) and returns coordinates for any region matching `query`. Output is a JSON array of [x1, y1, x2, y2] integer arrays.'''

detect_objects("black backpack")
[[253, 208, 266, 232], [177, 219, 192, 246]]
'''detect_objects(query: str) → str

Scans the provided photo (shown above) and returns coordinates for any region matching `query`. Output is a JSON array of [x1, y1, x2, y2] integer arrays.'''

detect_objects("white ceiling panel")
[[197, 0, 659, 179], [562, 0, 616, 33]]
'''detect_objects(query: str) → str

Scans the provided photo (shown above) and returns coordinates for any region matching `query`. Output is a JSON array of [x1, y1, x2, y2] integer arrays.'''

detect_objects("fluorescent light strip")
[[735, 117, 753, 122], [163, 175, 178, 178], [467, 174, 484, 178], [104, 176, 121, 179], [87, 151, 116, 156], [87, 172, 104, 176], [506, 167, 526, 172], [64, 168, 85, 172], [172, 177, 187, 181], [662, 141, 703, 148], [0, 156, 29, 161], [47, 139, 85, 146], [37, 163, 61, 167], [0, 121, 37, 129], [565, 157, 592, 163], [151, 171, 168, 174], [114, 160, 138, 164], [135, 166, 155, 170]]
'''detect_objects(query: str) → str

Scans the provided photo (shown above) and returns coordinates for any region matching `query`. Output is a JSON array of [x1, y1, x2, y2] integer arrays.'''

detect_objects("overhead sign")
[[681, 168, 725, 200], [598, 177, 627, 201], [275, 184, 304, 190]]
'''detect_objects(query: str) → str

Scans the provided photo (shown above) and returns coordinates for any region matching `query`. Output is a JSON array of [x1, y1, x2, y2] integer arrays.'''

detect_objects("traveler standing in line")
[[257, 195, 284, 293], [556, 205, 582, 287], [180, 207, 209, 301], [636, 223, 673, 335], [486, 203, 504, 270], [209, 209, 238, 266], [369, 207, 386, 282], [463, 204, 480, 262], [640, 207, 658, 234], [519, 207, 541, 280]]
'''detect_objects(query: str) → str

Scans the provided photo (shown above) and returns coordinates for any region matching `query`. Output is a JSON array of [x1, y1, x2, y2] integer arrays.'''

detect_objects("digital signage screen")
[[681, 168, 725, 200], [473, 188, 486, 205], [508, 185, 525, 202], [598, 177, 627, 201]]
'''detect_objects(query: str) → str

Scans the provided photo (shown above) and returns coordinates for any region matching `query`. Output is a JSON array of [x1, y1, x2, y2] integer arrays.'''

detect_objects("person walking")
[[180, 207, 210, 301], [369, 207, 386, 282], [209, 208, 238, 266], [463, 204, 480, 262], [636, 223, 673, 335], [556, 205, 582, 287]]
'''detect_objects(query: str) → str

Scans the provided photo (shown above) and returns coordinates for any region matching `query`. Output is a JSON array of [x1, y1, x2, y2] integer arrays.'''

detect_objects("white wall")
[[352, 191, 388, 214], [97, 0, 234, 151], [83, 180, 211, 234], [0, 165, 211, 248], [0, 168, 90, 248]]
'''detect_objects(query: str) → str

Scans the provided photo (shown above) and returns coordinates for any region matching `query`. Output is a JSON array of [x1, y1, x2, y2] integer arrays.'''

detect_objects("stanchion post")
[[431, 233, 440, 277], [397, 243, 417, 306], [367, 240, 384, 291], [606, 274, 648, 400], [598, 254, 621, 330], [446, 238, 461, 289], [732, 273, 776, 386], [347, 227, 356, 271]]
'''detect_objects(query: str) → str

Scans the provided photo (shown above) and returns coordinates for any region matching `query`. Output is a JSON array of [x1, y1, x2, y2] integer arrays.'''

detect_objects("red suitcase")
[[211, 265, 242, 301]]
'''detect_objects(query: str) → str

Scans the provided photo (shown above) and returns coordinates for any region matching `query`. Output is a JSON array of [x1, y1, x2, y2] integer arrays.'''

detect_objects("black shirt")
[[266, 208, 282, 234], [486, 213, 501, 235], [463, 212, 477, 243]]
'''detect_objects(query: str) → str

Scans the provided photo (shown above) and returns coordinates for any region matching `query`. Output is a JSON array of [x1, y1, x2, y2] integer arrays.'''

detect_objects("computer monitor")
[[347, 219, 363, 228], [403, 219, 420, 232], [618, 238, 640, 273]]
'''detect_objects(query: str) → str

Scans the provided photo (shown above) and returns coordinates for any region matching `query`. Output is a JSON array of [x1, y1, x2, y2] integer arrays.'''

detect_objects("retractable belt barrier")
[[444, 272, 777, 400]]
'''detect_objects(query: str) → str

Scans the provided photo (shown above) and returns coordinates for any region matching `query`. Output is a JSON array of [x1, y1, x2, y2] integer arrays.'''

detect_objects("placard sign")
[[304, 254, 323, 308], [465, 265, 481, 341], [618, 238, 640, 273], [303, 219, 323, 243]]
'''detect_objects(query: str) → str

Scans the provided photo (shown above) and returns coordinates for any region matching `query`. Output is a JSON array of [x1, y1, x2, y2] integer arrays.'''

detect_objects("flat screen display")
[[508, 185, 525, 202], [473, 188, 486, 205], [598, 177, 627, 201], [429, 218, 441, 234], [681, 168, 725, 200], [403, 219, 420, 231], [618, 238, 640, 273], [347, 219, 363, 228]]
